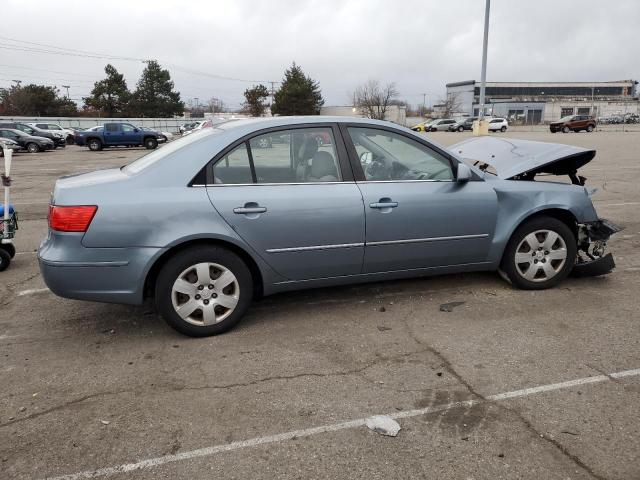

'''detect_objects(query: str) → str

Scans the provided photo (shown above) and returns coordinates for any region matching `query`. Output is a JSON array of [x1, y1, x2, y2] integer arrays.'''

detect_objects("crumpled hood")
[[449, 136, 595, 179]]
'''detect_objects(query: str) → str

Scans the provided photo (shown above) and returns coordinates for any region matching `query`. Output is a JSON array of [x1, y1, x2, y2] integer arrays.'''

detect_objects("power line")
[[0, 63, 101, 78], [0, 36, 278, 84]]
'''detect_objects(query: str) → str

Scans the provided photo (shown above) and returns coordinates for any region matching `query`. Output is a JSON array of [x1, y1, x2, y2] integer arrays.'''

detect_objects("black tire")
[[88, 138, 102, 151], [587, 125, 594, 132], [500, 216, 577, 290], [458, 126, 464, 132], [66, 135, 75, 145], [1, 243, 16, 258], [562, 126, 570, 133], [144, 137, 158, 149], [500, 126, 507, 132], [26, 142, 40, 153], [0, 248, 11, 272], [155, 246, 253, 337]]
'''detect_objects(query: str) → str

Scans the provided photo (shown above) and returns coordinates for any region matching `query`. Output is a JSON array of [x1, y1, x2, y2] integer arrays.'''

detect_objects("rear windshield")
[[123, 126, 225, 174]]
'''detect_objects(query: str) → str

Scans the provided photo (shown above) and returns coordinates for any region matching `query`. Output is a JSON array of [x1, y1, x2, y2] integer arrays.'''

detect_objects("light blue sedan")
[[38, 117, 620, 336]]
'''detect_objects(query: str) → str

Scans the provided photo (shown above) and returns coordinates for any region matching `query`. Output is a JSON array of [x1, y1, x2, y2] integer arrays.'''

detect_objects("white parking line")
[[17, 288, 50, 296], [43, 367, 640, 480], [595, 201, 640, 207]]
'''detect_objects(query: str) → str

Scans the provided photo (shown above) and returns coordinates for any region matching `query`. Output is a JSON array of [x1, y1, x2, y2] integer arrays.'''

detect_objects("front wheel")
[[155, 246, 253, 336], [458, 126, 464, 132], [500, 126, 507, 132], [500, 216, 577, 290], [144, 137, 158, 149], [562, 126, 570, 133], [26, 142, 40, 153]]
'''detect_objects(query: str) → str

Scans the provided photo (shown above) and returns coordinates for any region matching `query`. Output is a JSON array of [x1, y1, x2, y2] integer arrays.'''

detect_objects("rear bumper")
[[38, 232, 162, 305]]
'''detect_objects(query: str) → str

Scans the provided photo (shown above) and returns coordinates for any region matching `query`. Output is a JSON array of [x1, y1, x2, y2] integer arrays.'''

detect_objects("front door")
[[343, 126, 498, 274], [206, 125, 365, 281]]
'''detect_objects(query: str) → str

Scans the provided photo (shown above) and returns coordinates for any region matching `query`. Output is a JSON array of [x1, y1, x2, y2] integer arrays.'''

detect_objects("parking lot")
[[1, 129, 639, 479]]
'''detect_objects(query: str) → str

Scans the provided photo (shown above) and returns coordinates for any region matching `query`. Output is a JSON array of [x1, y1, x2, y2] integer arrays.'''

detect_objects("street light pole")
[[478, 0, 491, 121], [62, 85, 70, 98]]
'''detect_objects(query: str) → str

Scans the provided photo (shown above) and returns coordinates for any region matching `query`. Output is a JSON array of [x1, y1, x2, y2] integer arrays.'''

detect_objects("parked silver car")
[[428, 119, 457, 131], [38, 117, 620, 336]]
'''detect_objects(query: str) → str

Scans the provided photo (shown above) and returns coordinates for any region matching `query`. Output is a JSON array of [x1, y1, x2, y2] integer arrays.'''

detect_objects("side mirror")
[[359, 151, 373, 165], [456, 163, 472, 183]]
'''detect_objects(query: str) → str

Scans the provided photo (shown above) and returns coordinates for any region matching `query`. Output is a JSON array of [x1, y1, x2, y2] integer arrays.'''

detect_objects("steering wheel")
[[364, 154, 394, 180]]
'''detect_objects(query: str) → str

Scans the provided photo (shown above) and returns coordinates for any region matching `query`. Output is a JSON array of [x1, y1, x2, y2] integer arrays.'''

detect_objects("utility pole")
[[475, 0, 491, 135], [62, 85, 70, 98], [11, 80, 21, 88], [422, 93, 427, 117], [269, 81, 276, 115]]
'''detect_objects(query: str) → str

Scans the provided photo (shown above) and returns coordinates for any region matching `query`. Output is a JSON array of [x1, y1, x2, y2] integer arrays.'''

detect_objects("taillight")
[[48, 205, 98, 232]]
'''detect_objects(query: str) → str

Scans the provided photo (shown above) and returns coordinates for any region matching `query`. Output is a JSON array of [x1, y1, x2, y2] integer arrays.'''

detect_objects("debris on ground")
[[100, 420, 110, 425], [378, 306, 386, 312], [377, 325, 392, 332], [439, 301, 466, 312], [365, 415, 401, 437], [561, 430, 579, 436], [18, 406, 26, 412]]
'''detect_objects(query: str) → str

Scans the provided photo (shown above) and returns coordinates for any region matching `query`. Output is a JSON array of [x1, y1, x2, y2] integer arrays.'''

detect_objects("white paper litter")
[[365, 415, 401, 437]]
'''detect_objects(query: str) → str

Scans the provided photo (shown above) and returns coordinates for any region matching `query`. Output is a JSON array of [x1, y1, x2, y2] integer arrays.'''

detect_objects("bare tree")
[[353, 80, 399, 120], [207, 96, 225, 113], [439, 92, 463, 118]]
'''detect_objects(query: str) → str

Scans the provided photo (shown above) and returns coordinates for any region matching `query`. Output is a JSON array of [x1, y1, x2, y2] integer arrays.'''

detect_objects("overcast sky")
[[2, 0, 639, 110]]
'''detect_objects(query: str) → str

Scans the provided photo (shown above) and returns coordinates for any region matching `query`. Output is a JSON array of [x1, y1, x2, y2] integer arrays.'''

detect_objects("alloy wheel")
[[514, 230, 567, 282], [171, 262, 240, 326]]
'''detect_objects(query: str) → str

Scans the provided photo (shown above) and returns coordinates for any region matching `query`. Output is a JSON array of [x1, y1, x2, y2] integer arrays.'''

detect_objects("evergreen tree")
[[0, 84, 77, 116], [271, 63, 324, 116], [243, 84, 270, 117], [131, 60, 184, 117], [83, 64, 130, 117]]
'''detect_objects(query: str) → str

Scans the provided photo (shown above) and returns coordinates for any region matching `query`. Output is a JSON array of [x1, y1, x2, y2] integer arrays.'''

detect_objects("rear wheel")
[[26, 142, 40, 153], [88, 138, 102, 151], [0, 243, 16, 258], [500, 216, 576, 290], [500, 126, 507, 132], [587, 125, 594, 132], [155, 246, 253, 336], [458, 126, 464, 132], [144, 137, 158, 149]]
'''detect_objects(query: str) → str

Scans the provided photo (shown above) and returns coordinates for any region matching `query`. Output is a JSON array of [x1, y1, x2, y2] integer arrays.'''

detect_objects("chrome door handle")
[[233, 206, 267, 214], [369, 201, 398, 209]]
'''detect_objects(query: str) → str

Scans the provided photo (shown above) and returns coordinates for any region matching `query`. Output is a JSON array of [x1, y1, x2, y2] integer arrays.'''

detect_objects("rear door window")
[[212, 143, 253, 185], [105, 124, 119, 133]]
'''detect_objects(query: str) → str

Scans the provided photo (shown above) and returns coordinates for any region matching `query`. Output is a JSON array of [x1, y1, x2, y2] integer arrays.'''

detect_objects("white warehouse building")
[[445, 80, 639, 124]]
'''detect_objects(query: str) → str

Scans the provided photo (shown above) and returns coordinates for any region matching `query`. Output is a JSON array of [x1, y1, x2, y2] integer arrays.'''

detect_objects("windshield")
[[559, 115, 575, 122], [123, 126, 225, 174]]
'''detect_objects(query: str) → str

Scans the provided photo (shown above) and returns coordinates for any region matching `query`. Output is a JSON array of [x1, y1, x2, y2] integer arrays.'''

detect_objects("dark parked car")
[[550, 115, 596, 133], [0, 122, 66, 148], [39, 117, 620, 337], [450, 117, 477, 132], [75, 122, 162, 151], [0, 128, 54, 152]]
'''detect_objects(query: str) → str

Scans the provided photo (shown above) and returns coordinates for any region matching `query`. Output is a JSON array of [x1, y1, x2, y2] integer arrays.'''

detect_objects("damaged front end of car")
[[574, 219, 623, 277], [450, 136, 624, 278]]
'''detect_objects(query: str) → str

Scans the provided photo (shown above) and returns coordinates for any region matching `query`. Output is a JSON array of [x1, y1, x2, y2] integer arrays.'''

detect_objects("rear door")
[[103, 123, 122, 144], [343, 125, 498, 274], [206, 124, 366, 281]]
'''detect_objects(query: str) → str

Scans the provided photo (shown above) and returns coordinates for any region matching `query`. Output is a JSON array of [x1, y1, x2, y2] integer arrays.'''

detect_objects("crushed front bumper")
[[573, 219, 623, 277]]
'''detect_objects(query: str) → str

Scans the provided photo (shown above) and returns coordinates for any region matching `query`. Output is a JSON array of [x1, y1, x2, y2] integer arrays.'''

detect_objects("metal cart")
[[1, 146, 17, 271]]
